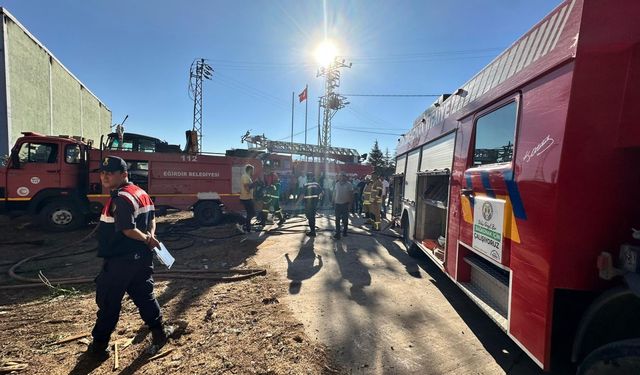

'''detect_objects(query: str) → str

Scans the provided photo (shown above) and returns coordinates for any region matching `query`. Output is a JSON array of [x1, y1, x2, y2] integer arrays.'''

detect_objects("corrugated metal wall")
[[0, 9, 111, 156]]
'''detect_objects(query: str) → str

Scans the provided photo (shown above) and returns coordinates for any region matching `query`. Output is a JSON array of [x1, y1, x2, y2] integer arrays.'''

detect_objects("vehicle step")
[[459, 255, 510, 331], [458, 281, 508, 331], [464, 255, 509, 287]]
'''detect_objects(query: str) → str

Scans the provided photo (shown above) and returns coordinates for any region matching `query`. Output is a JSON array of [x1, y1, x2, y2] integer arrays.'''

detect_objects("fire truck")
[[0, 129, 373, 232], [0, 131, 263, 231], [394, 0, 640, 372]]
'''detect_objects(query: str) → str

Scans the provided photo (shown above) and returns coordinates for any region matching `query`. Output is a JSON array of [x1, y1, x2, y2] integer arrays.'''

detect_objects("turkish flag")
[[298, 87, 307, 102]]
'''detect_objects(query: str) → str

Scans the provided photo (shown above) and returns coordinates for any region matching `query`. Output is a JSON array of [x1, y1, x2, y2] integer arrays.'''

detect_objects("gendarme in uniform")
[[88, 156, 172, 360]]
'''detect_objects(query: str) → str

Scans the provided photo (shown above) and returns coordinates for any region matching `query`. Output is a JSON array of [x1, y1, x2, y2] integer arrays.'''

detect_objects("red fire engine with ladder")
[[0, 129, 372, 231], [241, 131, 373, 178], [394, 0, 640, 372], [0, 131, 263, 231]]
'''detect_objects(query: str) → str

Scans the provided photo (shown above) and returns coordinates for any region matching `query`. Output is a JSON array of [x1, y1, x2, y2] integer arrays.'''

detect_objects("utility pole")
[[189, 58, 213, 153], [317, 58, 351, 153]]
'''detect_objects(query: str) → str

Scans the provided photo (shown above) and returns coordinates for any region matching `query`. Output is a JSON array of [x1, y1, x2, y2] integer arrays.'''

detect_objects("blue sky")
[[2, 0, 561, 158]]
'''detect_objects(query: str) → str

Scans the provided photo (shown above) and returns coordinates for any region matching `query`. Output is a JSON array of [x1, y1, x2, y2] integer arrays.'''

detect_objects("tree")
[[368, 140, 385, 176], [383, 148, 396, 177]]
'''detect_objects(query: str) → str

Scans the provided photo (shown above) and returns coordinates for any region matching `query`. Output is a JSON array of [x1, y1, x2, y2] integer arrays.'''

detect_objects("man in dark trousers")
[[333, 172, 353, 239], [298, 173, 323, 237], [88, 156, 174, 360]]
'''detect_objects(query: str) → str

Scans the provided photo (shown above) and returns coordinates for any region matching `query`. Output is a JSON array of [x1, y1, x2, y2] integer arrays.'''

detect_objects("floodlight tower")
[[189, 58, 213, 153], [317, 58, 351, 149]]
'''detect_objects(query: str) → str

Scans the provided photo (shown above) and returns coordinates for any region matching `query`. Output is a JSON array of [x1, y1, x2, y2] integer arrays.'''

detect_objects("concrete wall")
[[0, 8, 111, 156]]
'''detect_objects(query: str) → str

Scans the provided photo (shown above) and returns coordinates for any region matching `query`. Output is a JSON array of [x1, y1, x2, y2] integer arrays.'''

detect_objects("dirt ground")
[[0, 212, 339, 375]]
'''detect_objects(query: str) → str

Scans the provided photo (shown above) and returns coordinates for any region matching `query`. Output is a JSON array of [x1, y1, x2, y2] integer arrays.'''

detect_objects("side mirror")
[[10, 152, 20, 169]]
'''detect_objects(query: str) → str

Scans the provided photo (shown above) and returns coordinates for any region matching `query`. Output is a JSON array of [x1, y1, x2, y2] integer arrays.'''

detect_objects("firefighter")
[[369, 174, 384, 231], [88, 156, 174, 361], [361, 175, 372, 222], [239, 164, 259, 232], [298, 173, 323, 237], [259, 178, 285, 226]]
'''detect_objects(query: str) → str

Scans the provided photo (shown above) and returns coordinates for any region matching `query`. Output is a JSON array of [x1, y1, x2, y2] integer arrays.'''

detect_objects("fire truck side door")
[[6, 141, 61, 202], [459, 99, 520, 267], [60, 143, 86, 194]]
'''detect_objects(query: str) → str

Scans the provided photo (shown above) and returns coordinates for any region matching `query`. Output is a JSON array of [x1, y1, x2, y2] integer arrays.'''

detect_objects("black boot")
[[87, 340, 110, 361], [147, 325, 176, 355]]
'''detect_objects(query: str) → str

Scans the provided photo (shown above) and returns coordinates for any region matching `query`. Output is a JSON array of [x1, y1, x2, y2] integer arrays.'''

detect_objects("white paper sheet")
[[153, 242, 175, 269]]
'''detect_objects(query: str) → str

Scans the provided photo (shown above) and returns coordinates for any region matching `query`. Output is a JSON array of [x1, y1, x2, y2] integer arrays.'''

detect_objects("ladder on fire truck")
[[241, 131, 360, 163]]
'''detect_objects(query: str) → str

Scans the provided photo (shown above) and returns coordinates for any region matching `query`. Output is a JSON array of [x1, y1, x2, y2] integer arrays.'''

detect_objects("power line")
[[343, 94, 440, 97], [346, 105, 395, 128], [333, 127, 403, 136], [331, 123, 406, 131], [275, 125, 319, 142]]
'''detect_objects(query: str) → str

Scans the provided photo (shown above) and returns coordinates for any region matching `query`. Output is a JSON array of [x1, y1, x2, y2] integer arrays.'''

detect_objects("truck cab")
[[0, 132, 90, 231], [104, 132, 181, 153]]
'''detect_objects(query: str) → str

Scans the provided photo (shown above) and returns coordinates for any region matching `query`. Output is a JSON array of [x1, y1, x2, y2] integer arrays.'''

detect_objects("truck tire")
[[402, 214, 420, 257], [194, 201, 222, 226], [39, 200, 85, 232], [578, 338, 640, 375]]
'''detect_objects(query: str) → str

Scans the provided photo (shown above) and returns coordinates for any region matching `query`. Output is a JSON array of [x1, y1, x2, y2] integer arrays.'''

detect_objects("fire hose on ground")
[[0, 224, 267, 290], [0, 211, 401, 290]]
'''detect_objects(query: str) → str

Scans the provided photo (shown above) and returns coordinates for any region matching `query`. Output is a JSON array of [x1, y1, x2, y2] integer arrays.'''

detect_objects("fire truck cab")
[[1, 132, 91, 231]]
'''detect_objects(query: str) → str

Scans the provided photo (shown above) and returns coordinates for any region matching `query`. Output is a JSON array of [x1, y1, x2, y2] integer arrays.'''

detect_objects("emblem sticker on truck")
[[30, 177, 40, 184], [472, 196, 505, 262], [17, 187, 30, 197]]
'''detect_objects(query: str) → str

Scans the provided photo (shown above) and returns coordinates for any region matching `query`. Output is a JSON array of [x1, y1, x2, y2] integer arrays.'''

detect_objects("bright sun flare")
[[314, 40, 338, 67]]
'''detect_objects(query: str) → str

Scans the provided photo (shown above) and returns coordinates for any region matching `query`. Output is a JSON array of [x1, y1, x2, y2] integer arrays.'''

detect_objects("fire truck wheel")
[[402, 215, 420, 257], [578, 338, 640, 375], [39, 200, 85, 232], [194, 201, 222, 226]]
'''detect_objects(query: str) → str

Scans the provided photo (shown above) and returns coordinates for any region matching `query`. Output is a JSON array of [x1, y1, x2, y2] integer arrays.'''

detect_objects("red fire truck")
[[394, 0, 640, 372], [0, 131, 263, 231]]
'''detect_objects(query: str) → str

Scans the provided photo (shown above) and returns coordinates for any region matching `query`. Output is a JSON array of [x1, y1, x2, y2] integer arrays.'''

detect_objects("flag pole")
[[304, 84, 308, 161], [290, 91, 294, 151]]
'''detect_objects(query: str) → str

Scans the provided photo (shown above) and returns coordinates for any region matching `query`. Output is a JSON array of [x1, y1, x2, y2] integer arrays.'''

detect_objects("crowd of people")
[[239, 164, 393, 237]]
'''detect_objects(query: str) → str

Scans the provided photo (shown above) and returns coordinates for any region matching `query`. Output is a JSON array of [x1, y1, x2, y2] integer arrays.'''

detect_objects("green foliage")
[[368, 140, 385, 176]]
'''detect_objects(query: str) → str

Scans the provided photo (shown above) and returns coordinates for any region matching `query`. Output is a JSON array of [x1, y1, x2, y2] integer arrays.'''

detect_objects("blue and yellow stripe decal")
[[461, 170, 526, 243]]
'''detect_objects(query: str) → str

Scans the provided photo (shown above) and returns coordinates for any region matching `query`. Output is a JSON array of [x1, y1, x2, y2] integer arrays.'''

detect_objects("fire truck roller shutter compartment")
[[401, 148, 421, 251], [414, 132, 456, 263]]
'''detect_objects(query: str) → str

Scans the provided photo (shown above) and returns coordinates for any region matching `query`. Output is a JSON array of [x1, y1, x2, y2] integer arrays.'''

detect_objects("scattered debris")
[[148, 348, 175, 361], [0, 360, 28, 373], [113, 342, 119, 370], [48, 333, 88, 346], [0, 213, 335, 374], [261, 297, 279, 305]]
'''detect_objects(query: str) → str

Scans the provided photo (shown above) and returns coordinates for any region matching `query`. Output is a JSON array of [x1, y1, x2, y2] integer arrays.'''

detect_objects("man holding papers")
[[87, 156, 174, 360]]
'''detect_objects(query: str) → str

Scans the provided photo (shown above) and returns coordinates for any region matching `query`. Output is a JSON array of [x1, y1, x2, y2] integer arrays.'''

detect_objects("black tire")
[[194, 201, 223, 226], [39, 200, 86, 232], [402, 215, 420, 257], [578, 339, 640, 375]]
